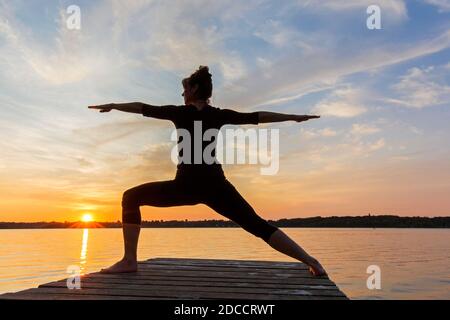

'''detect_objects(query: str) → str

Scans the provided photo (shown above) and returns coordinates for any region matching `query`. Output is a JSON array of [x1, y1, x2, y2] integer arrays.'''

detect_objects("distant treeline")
[[0, 215, 449, 229]]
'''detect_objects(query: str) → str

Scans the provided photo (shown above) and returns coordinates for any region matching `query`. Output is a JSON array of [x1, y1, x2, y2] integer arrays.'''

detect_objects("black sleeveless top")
[[142, 104, 259, 178]]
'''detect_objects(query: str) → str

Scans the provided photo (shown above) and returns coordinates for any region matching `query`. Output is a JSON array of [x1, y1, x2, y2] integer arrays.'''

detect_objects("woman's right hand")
[[88, 103, 116, 113], [294, 115, 321, 122]]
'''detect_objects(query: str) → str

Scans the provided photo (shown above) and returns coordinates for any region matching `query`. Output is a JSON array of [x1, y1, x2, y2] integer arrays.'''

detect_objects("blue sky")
[[0, 0, 449, 221]]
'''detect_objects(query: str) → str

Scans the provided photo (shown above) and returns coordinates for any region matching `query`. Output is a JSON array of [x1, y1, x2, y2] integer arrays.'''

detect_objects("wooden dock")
[[0, 258, 348, 300]]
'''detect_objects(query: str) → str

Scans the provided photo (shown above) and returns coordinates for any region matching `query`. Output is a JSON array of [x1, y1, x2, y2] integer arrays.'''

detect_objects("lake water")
[[0, 228, 448, 299]]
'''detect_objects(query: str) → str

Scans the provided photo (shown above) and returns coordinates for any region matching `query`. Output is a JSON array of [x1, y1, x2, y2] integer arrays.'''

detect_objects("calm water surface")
[[0, 228, 448, 299]]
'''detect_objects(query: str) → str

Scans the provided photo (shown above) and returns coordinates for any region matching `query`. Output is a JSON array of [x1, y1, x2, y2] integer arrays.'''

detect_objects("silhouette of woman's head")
[[182, 66, 213, 105]]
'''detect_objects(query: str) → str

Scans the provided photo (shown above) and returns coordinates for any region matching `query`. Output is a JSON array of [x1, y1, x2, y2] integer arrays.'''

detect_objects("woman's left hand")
[[294, 115, 320, 122], [88, 104, 115, 113]]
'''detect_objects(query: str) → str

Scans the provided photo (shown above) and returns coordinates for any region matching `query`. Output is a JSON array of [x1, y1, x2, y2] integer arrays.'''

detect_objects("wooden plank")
[[135, 267, 318, 280], [83, 272, 335, 286], [147, 258, 309, 270], [61, 275, 339, 291], [152, 257, 304, 265], [40, 280, 345, 297], [85, 271, 334, 285], [84, 269, 334, 284], [137, 263, 314, 276], [133, 268, 329, 282], [0, 289, 168, 300], [5, 287, 347, 300]]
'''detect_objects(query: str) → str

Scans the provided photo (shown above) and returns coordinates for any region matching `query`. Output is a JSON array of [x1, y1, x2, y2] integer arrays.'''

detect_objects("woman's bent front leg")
[[101, 179, 193, 274]]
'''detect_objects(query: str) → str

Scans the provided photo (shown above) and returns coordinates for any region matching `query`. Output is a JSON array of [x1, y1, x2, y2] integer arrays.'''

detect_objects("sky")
[[0, 0, 449, 222]]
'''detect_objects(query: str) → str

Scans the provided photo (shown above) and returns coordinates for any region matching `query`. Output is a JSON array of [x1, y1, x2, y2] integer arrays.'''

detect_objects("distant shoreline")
[[0, 215, 449, 229]]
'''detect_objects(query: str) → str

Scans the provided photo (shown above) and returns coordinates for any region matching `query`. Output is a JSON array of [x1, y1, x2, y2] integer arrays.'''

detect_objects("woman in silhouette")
[[89, 66, 326, 276]]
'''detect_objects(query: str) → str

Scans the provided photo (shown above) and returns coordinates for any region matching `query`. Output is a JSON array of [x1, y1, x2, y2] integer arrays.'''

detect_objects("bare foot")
[[308, 258, 327, 277], [100, 258, 138, 274]]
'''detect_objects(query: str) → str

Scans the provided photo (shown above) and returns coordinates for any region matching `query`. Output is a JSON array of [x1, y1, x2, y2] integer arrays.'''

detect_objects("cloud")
[[219, 29, 450, 109], [73, 119, 170, 147], [368, 138, 386, 152], [313, 101, 366, 118], [423, 0, 450, 12], [351, 124, 380, 135], [2, 0, 450, 108], [312, 87, 367, 118], [318, 128, 338, 137], [298, 127, 338, 139], [387, 65, 450, 108], [118, 142, 178, 182], [0, 0, 258, 86], [253, 19, 314, 52], [109, 0, 261, 82], [0, 5, 119, 85], [255, 82, 337, 107], [283, 132, 388, 178], [297, 0, 408, 20], [333, 138, 386, 158]]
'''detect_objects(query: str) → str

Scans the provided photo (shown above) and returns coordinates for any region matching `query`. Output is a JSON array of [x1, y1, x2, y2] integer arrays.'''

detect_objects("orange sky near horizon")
[[1, 155, 449, 223]]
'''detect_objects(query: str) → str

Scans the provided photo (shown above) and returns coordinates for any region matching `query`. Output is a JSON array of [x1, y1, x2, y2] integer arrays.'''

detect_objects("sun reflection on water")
[[79, 228, 89, 274]]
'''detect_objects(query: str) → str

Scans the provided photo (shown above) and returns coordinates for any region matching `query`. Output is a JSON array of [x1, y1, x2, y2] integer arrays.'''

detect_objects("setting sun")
[[81, 214, 94, 223]]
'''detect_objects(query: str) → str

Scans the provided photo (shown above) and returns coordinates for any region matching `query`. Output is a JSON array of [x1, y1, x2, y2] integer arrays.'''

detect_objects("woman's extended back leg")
[[203, 179, 326, 276], [203, 179, 279, 243]]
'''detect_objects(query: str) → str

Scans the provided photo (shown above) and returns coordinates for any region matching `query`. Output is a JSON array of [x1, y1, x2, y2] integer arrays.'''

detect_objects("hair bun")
[[183, 66, 213, 102], [198, 65, 211, 77]]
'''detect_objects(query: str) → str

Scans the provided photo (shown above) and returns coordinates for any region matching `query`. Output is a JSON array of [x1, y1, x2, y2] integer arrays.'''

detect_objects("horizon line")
[[1, 214, 450, 224]]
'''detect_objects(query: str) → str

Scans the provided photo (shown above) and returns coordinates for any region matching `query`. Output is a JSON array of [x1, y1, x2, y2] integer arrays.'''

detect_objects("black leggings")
[[122, 172, 279, 243]]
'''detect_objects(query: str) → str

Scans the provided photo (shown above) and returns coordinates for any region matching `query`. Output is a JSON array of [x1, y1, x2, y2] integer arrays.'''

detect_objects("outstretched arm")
[[220, 109, 320, 125], [88, 102, 144, 114], [257, 111, 320, 123], [89, 102, 182, 122]]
